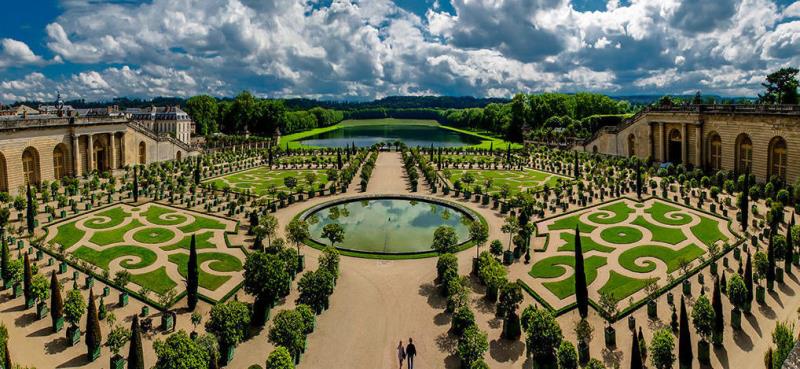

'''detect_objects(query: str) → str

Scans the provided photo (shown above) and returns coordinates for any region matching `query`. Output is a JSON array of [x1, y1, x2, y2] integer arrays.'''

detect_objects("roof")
[[125, 106, 191, 121]]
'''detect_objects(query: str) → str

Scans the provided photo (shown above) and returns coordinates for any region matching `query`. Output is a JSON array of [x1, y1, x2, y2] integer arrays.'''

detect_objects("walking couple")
[[396, 338, 417, 369]]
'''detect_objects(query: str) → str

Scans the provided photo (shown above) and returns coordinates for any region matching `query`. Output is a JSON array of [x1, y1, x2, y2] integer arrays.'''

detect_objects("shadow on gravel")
[[489, 338, 524, 363], [418, 282, 446, 309]]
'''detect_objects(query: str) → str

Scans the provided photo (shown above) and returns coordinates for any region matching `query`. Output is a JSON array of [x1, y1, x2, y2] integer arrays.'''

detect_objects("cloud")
[[0, 0, 796, 102]]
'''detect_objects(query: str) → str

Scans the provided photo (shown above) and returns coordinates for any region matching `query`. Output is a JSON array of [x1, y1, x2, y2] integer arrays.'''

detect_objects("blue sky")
[[0, 0, 798, 103]]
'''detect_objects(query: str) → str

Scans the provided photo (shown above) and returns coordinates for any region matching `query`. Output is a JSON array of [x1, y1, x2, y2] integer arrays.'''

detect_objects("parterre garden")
[[441, 168, 571, 196], [526, 196, 737, 311], [45, 202, 245, 303], [204, 167, 330, 197]]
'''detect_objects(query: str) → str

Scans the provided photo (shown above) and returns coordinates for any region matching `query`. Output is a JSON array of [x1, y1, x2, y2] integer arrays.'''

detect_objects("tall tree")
[[741, 171, 749, 232], [712, 276, 724, 346], [193, 159, 202, 186], [3, 339, 10, 369], [0, 233, 8, 286], [133, 166, 139, 202], [187, 234, 199, 310], [678, 297, 692, 369], [786, 213, 795, 275], [85, 289, 102, 360], [22, 253, 32, 306], [574, 151, 580, 178], [128, 315, 144, 369], [744, 252, 753, 311], [50, 271, 64, 332], [759, 67, 799, 105], [25, 185, 34, 234], [185, 95, 219, 135], [635, 162, 642, 199], [574, 226, 589, 319], [767, 229, 776, 289]]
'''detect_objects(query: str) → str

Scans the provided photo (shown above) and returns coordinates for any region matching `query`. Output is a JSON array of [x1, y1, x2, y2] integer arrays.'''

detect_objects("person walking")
[[397, 340, 406, 369], [406, 338, 417, 369]]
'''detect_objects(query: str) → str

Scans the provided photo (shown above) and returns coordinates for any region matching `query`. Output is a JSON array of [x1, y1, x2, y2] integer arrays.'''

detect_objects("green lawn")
[[549, 215, 596, 233], [161, 232, 216, 251], [169, 253, 243, 291], [178, 215, 228, 233], [646, 202, 692, 225], [598, 271, 655, 301], [557, 233, 614, 253], [631, 216, 687, 245], [84, 207, 129, 229], [600, 226, 643, 244], [204, 167, 329, 197], [530, 255, 607, 299], [72, 245, 158, 270], [89, 219, 144, 246], [129, 267, 177, 296], [51, 222, 85, 249], [132, 227, 177, 244], [588, 201, 635, 224], [443, 169, 570, 195], [143, 205, 187, 226], [691, 217, 728, 246], [618, 244, 705, 274]]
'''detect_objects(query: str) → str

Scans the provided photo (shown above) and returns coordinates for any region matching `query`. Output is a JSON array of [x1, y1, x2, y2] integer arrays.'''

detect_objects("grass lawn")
[[548, 215, 596, 233], [646, 201, 692, 225], [161, 232, 216, 251], [691, 217, 728, 246], [129, 267, 177, 296], [530, 255, 607, 299], [598, 271, 655, 301], [143, 205, 187, 225], [631, 216, 687, 245], [557, 233, 614, 253], [178, 215, 228, 233], [204, 167, 329, 197], [51, 222, 85, 249], [618, 244, 705, 274], [169, 252, 243, 291], [89, 219, 144, 246], [72, 245, 158, 270], [599, 226, 643, 244], [132, 227, 177, 244], [443, 169, 571, 195], [84, 207, 129, 229], [587, 201, 635, 224], [279, 118, 521, 150]]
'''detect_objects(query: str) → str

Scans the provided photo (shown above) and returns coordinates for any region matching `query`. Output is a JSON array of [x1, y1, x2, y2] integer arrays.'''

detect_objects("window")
[[736, 134, 753, 173], [769, 137, 787, 180], [53, 145, 66, 179], [708, 134, 722, 171]]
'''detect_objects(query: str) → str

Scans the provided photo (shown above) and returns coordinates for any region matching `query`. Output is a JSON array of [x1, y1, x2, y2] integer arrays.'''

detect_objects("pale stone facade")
[[0, 113, 199, 195], [578, 105, 800, 184]]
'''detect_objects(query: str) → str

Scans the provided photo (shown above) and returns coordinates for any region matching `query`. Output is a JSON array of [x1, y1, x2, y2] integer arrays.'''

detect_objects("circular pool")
[[301, 196, 477, 255]]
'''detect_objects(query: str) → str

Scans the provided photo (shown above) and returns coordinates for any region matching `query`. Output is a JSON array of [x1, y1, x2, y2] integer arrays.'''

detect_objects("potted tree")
[[31, 274, 49, 320], [114, 270, 131, 307], [727, 274, 747, 329], [206, 300, 251, 365], [497, 282, 522, 340], [574, 318, 593, 365], [469, 220, 489, 275], [158, 288, 177, 331], [599, 291, 618, 347], [457, 325, 489, 369], [691, 294, 714, 365], [644, 279, 660, 319], [190, 311, 202, 340], [64, 289, 86, 346], [104, 313, 130, 369], [753, 251, 768, 304], [286, 219, 310, 272], [50, 271, 64, 332], [268, 309, 306, 364], [500, 215, 519, 265]]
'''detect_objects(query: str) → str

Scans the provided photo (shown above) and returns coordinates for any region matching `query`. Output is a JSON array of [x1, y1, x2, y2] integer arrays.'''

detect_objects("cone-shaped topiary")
[[25, 185, 34, 234], [23, 253, 32, 305], [128, 315, 144, 369], [678, 297, 692, 369], [187, 234, 199, 310], [85, 289, 102, 360], [712, 276, 724, 346], [50, 271, 63, 329], [574, 226, 589, 319]]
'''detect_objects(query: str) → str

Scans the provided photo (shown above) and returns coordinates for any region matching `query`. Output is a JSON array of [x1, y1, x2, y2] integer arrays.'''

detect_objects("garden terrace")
[[203, 168, 332, 198], [440, 168, 572, 197], [524, 196, 738, 313]]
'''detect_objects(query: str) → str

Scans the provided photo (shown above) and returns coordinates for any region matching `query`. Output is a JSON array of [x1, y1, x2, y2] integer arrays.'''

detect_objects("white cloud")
[[0, 39, 53, 69]]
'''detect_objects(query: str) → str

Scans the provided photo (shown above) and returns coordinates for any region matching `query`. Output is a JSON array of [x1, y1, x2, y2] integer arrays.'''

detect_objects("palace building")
[[580, 104, 800, 184], [0, 96, 199, 195]]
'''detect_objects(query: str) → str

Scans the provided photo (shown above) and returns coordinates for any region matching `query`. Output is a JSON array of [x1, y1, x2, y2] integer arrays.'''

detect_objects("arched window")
[[592, 145, 598, 154], [138, 141, 146, 164], [53, 144, 67, 179], [628, 134, 636, 157], [22, 147, 40, 185], [176, 151, 182, 161], [708, 133, 722, 171], [769, 137, 788, 180], [736, 134, 753, 173], [0, 152, 8, 193], [668, 129, 682, 163]]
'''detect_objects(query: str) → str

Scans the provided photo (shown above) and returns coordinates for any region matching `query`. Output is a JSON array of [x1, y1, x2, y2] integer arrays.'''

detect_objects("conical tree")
[[787, 213, 795, 275], [132, 166, 139, 202], [85, 289, 101, 361], [193, 159, 202, 185], [767, 228, 776, 290], [635, 163, 642, 199], [25, 185, 34, 234], [23, 253, 32, 306], [128, 315, 144, 369], [574, 151, 580, 178], [678, 297, 692, 369], [3, 339, 10, 369], [712, 276, 724, 346], [574, 226, 589, 319], [187, 234, 199, 310], [744, 252, 753, 311], [336, 149, 342, 170], [630, 324, 643, 369], [1, 234, 9, 286], [50, 271, 64, 332], [740, 171, 749, 232]]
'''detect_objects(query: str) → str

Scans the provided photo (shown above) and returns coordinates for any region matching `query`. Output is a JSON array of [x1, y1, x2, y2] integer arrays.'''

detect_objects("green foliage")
[[244, 252, 290, 303], [295, 304, 315, 334], [187, 234, 199, 310], [85, 290, 102, 353], [128, 315, 144, 369], [153, 330, 211, 369], [556, 340, 578, 369], [649, 328, 676, 369], [436, 253, 458, 284], [457, 325, 488, 368], [451, 305, 476, 335], [265, 346, 295, 369], [63, 289, 86, 326], [759, 68, 799, 105], [205, 300, 251, 348], [772, 321, 796, 369], [692, 295, 715, 342], [727, 274, 748, 310], [321, 224, 344, 247], [104, 322, 130, 356], [319, 246, 340, 278], [523, 305, 563, 362], [186, 95, 219, 135], [585, 358, 607, 369], [431, 226, 458, 254], [30, 274, 49, 303], [268, 310, 306, 361], [296, 269, 334, 314]]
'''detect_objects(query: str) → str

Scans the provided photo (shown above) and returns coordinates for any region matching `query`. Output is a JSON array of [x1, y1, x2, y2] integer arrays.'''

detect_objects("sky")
[[0, 0, 799, 103]]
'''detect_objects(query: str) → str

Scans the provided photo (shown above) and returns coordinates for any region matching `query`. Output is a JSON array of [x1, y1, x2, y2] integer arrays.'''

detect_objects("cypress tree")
[[574, 151, 580, 178], [678, 297, 692, 369], [712, 276, 724, 346], [193, 159, 201, 185], [336, 149, 342, 169], [50, 271, 63, 331], [128, 315, 144, 369], [489, 142, 493, 154], [630, 324, 643, 369], [786, 213, 795, 275], [635, 163, 642, 199], [25, 185, 34, 234], [506, 143, 511, 164], [574, 226, 589, 319], [187, 234, 199, 310], [744, 252, 753, 311], [268, 148, 273, 167], [23, 253, 32, 305], [740, 170, 749, 232], [1, 233, 8, 284], [133, 166, 139, 202], [85, 289, 101, 360], [767, 228, 776, 289], [3, 339, 10, 369]]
